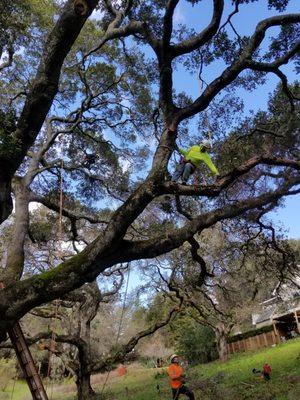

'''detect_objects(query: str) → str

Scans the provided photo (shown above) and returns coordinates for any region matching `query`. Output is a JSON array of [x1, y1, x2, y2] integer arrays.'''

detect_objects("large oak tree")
[[0, 0, 299, 342]]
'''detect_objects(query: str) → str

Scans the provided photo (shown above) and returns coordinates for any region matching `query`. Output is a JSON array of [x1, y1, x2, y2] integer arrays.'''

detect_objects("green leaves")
[[176, 319, 217, 365], [0, 109, 21, 164], [238, 0, 289, 11]]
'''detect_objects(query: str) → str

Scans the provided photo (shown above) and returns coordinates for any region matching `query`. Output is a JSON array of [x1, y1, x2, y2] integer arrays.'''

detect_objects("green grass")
[[0, 380, 31, 400], [192, 337, 300, 400], [1, 338, 299, 400]]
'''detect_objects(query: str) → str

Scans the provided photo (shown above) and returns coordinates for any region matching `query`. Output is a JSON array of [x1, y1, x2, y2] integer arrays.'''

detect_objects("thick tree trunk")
[[76, 373, 96, 400], [216, 333, 228, 362], [0, 175, 12, 224], [0, 0, 100, 224], [215, 324, 229, 362], [0, 177, 298, 333], [4, 179, 30, 283], [73, 283, 99, 400]]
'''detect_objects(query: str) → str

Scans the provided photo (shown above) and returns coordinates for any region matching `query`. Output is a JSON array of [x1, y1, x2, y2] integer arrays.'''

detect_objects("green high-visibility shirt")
[[179, 145, 219, 175]]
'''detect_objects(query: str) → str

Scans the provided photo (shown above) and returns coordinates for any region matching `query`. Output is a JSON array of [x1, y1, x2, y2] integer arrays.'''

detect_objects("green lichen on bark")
[[29, 251, 89, 291]]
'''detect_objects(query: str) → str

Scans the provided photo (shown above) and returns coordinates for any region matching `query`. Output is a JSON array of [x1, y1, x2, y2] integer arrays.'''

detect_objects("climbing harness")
[[83, 153, 97, 168]]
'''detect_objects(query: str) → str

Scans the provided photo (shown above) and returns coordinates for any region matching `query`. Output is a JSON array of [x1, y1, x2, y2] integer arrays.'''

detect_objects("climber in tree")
[[83, 152, 97, 168], [171, 139, 219, 185]]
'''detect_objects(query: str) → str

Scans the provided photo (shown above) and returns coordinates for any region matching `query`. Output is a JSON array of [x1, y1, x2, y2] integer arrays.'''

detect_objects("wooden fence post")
[[256, 335, 260, 349], [271, 330, 277, 345], [272, 320, 280, 343], [263, 332, 268, 347], [242, 339, 246, 352]]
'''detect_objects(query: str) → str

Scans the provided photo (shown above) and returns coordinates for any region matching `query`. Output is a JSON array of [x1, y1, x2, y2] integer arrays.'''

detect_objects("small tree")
[[154, 219, 296, 361], [175, 318, 217, 365]]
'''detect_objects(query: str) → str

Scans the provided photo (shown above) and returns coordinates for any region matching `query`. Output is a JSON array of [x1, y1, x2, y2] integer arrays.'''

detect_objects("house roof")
[[252, 304, 277, 325], [252, 296, 300, 325]]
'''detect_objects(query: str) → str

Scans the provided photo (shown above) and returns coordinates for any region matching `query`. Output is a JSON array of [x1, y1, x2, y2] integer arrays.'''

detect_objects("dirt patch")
[[91, 369, 120, 385], [286, 375, 300, 383]]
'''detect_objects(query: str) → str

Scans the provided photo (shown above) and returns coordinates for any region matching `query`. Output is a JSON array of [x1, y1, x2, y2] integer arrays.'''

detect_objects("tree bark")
[[0, 1, 299, 341], [215, 324, 229, 362], [70, 283, 99, 400], [0, 0, 100, 224], [0, 174, 12, 223], [3, 178, 30, 284], [0, 174, 299, 335], [76, 372, 96, 400]]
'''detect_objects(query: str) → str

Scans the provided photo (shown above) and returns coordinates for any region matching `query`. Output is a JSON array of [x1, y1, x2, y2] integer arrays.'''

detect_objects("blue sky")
[[270, 196, 300, 239], [171, 0, 299, 239], [92, 1, 299, 238], [171, 0, 299, 109], [101, 1, 300, 298]]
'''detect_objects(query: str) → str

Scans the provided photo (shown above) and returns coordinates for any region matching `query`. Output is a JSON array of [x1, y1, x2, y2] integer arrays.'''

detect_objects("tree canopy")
[[0, 0, 299, 337]]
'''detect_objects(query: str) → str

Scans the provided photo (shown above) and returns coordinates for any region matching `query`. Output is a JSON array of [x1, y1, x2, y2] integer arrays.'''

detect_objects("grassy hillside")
[[1, 337, 299, 400], [191, 337, 300, 400], [102, 338, 300, 400]]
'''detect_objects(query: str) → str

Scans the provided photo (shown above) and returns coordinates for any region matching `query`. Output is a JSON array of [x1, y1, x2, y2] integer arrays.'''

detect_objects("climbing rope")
[[46, 159, 64, 398], [100, 263, 131, 396], [197, 66, 213, 142], [9, 375, 16, 400], [46, 298, 60, 399], [57, 159, 64, 259]]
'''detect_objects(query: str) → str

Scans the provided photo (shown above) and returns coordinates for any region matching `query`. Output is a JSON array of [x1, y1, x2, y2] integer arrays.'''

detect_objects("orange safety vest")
[[117, 365, 126, 376], [263, 364, 271, 374], [167, 363, 184, 389]]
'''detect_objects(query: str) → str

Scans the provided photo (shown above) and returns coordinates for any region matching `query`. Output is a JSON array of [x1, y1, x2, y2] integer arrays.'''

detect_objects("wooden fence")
[[227, 329, 280, 354]]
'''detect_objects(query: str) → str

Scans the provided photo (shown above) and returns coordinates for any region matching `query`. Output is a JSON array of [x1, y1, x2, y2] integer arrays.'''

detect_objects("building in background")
[[227, 277, 300, 354]]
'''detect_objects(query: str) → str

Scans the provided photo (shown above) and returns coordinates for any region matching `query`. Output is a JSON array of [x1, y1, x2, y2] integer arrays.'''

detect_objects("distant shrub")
[[177, 321, 218, 365]]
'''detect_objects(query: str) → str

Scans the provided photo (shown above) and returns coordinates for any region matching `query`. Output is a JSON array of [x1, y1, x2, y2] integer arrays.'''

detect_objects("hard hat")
[[200, 139, 212, 150], [170, 354, 179, 362]]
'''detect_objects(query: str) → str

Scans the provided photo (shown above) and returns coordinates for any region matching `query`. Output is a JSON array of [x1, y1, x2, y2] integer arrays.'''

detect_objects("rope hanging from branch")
[[100, 263, 131, 396], [46, 299, 60, 400], [57, 159, 64, 259], [46, 159, 64, 398], [197, 66, 213, 142], [9, 375, 16, 400]]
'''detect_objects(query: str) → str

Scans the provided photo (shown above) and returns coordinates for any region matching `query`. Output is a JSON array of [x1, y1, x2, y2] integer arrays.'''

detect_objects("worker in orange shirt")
[[167, 355, 195, 400]]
